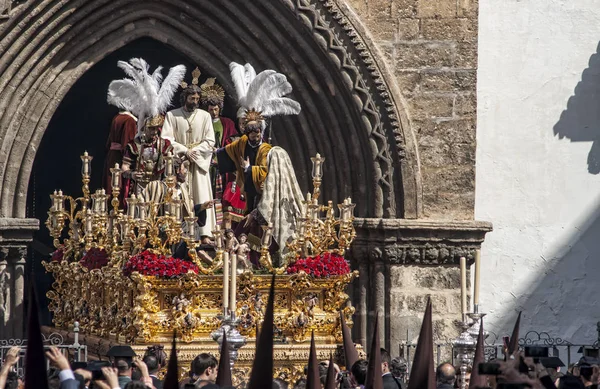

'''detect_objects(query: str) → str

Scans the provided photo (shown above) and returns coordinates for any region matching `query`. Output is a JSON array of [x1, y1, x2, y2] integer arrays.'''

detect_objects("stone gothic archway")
[[0, 0, 422, 221]]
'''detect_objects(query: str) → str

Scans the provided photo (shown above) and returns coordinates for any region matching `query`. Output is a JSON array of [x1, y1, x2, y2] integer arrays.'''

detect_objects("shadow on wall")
[[554, 42, 600, 174], [490, 45, 600, 342], [492, 196, 600, 345]]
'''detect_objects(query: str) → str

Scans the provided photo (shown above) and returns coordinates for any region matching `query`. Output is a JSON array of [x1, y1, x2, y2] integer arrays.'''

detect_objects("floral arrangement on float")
[[42, 150, 358, 346]]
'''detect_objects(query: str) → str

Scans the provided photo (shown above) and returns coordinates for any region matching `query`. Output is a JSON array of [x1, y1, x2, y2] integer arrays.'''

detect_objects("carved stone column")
[[371, 249, 385, 349], [0, 248, 10, 338], [356, 252, 369, 348], [351, 218, 492, 357], [0, 218, 39, 339]]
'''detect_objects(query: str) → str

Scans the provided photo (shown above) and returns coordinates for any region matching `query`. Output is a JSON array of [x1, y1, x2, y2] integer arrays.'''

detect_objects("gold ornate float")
[[43, 151, 359, 379]]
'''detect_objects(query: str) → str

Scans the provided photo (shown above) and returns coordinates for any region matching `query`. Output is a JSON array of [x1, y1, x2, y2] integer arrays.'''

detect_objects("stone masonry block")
[[458, 0, 478, 18], [420, 70, 457, 91], [397, 18, 420, 40], [454, 42, 478, 68], [369, 0, 394, 16], [408, 93, 454, 119], [395, 70, 421, 96], [393, 0, 418, 18], [422, 165, 474, 193], [418, 138, 453, 167], [455, 70, 477, 90], [365, 17, 397, 41], [411, 118, 476, 144], [454, 93, 476, 117], [421, 18, 476, 42], [416, 0, 456, 18], [390, 291, 463, 316], [390, 265, 461, 289], [395, 42, 454, 68]]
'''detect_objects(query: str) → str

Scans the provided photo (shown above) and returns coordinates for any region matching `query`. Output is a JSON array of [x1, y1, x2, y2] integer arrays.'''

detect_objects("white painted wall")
[[476, 0, 600, 343]]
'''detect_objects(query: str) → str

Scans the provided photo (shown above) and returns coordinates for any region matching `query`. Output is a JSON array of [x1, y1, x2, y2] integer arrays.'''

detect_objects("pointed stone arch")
[[0, 0, 422, 220]]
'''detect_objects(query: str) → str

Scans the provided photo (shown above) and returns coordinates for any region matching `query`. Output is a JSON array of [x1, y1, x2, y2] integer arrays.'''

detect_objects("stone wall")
[[345, 0, 478, 220], [389, 265, 466, 348]]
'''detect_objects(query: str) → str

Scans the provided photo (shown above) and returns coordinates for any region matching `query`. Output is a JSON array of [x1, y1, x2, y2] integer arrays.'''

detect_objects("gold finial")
[[191, 67, 201, 85], [180, 67, 202, 89]]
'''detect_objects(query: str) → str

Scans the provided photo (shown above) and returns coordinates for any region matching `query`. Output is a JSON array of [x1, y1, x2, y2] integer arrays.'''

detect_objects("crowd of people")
[[3, 276, 600, 389]]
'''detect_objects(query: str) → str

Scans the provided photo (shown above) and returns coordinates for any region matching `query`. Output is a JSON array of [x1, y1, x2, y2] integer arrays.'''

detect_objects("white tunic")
[[161, 108, 216, 237]]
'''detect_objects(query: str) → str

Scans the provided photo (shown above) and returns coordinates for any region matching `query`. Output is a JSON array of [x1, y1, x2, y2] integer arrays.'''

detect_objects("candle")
[[165, 152, 174, 177], [262, 223, 273, 247], [474, 249, 481, 307], [230, 251, 237, 315], [223, 251, 230, 314], [174, 200, 181, 221], [57, 190, 64, 211], [120, 219, 130, 241], [311, 153, 325, 179], [138, 203, 147, 220], [187, 217, 195, 238], [52, 190, 58, 211], [460, 256, 467, 318], [127, 195, 137, 218], [85, 213, 93, 234], [215, 230, 223, 250], [81, 151, 92, 176], [112, 164, 122, 190]]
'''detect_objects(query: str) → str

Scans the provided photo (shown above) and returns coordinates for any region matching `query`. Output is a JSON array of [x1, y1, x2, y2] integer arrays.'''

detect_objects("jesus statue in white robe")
[[161, 106, 216, 239]]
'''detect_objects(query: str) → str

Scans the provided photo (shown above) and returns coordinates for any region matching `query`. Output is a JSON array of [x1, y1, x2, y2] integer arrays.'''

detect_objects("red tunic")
[[103, 112, 137, 196]]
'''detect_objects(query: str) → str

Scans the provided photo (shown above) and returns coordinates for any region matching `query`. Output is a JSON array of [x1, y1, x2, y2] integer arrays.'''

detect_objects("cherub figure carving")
[[304, 293, 318, 318], [172, 292, 191, 312], [224, 229, 239, 254], [236, 234, 252, 274]]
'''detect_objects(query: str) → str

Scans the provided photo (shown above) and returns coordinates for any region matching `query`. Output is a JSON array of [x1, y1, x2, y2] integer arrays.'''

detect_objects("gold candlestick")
[[110, 163, 122, 212], [311, 153, 325, 200]]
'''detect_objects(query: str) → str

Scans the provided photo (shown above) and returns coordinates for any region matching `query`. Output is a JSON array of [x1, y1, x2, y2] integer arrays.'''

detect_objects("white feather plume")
[[234, 65, 301, 119], [261, 98, 301, 117], [107, 79, 140, 113], [243, 70, 277, 110], [156, 64, 186, 115], [107, 58, 186, 130]]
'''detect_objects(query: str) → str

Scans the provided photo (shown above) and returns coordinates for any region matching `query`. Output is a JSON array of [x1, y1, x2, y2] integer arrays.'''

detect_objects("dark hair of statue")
[[244, 121, 262, 134], [180, 85, 202, 107], [203, 96, 224, 110]]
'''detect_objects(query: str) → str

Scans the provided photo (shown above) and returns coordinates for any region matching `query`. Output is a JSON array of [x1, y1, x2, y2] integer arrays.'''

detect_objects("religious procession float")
[[42, 59, 359, 383]]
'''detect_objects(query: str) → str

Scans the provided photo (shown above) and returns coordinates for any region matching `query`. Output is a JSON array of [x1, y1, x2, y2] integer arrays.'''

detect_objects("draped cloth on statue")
[[161, 108, 216, 238], [257, 147, 305, 254], [217, 135, 271, 213], [139, 180, 195, 218], [103, 112, 137, 196]]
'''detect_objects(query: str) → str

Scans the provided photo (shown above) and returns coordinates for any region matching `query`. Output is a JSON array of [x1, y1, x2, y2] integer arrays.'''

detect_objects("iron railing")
[[0, 322, 87, 377]]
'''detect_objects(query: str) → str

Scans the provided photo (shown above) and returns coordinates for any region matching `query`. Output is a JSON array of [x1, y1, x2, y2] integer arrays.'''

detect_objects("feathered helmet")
[[107, 58, 186, 134], [229, 62, 301, 133]]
